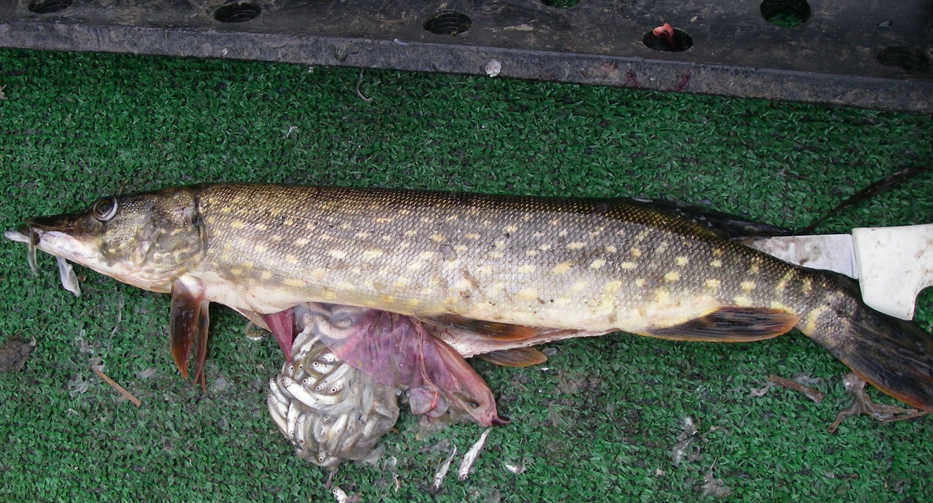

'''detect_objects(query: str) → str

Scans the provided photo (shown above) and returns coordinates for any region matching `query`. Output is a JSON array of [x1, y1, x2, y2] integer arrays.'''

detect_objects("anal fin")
[[647, 306, 798, 342], [479, 347, 548, 367]]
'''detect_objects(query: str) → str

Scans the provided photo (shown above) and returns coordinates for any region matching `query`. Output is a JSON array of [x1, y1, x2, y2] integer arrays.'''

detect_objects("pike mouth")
[[5, 226, 82, 297]]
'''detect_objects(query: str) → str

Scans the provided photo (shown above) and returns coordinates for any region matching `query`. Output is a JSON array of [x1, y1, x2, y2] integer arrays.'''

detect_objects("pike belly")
[[191, 184, 809, 335]]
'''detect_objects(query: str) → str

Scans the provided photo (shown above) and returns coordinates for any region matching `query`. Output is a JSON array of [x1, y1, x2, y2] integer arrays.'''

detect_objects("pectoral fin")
[[647, 307, 798, 342], [169, 277, 208, 381]]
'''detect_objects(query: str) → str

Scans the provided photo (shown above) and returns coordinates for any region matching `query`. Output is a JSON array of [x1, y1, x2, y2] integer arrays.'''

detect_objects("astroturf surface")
[[0, 48, 931, 502]]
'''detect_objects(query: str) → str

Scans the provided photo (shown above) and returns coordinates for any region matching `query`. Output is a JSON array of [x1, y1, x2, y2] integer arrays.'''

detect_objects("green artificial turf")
[[1, 48, 932, 502]]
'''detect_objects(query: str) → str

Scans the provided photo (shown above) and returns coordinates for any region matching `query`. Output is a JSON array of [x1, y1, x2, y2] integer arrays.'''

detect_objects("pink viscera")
[[294, 305, 507, 427]]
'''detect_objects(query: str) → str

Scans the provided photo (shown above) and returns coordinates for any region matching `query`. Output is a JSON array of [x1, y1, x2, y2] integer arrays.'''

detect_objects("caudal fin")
[[804, 299, 933, 412]]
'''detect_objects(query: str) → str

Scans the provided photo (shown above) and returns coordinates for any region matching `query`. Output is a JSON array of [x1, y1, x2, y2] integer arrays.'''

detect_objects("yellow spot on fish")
[[220, 206, 233, 214], [558, 229, 569, 237], [551, 262, 572, 275], [548, 218, 560, 226], [604, 280, 622, 295], [570, 281, 588, 293], [518, 264, 536, 274], [375, 217, 393, 224], [319, 234, 333, 241], [230, 268, 242, 276], [553, 297, 571, 306], [664, 271, 680, 282], [481, 220, 492, 227], [712, 248, 723, 256], [710, 259, 722, 268], [775, 270, 795, 293], [804, 306, 827, 333], [305, 222, 316, 231], [241, 261, 253, 270], [539, 244, 552, 251], [733, 295, 752, 306], [516, 288, 538, 301], [770, 301, 792, 311], [590, 259, 606, 269], [705, 279, 721, 289], [489, 282, 507, 295], [454, 278, 473, 290], [379, 294, 396, 304], [286, 254, 298, 264], [740, 280, 756, 291], [311, 268, 326, 280], [256, 244, 267, 253], [635, 230, 650, 242], [362, 249, 384, 260], [446, 215, 459, 222], [254, 223, 268, 231], [635, 278, 646, 287], [675, 256, 689, 266], [567, 241, 587, 250], [339, 223, 351, 231], [476, 265, 493, 275], [393, 277, 410, 288], [621, 262, 637, 270], [532, 231, 545, 239], [488, 251, 504, 259], [418, 251, 436, 260], [802, 278, 812, 294], [431, 233, 446, 243], [328, 249, 347, 260], [294, 237, 309, 247], [336, 280, 355, 290], [655, 242, 669, 254], [654, 288, 670, 304], [206, 216, 216, 225], [454, 245, 467, 252], [494, 239, 507, 248], [354, 231, 371, 239], [231, 220, 246, 229], [748, 263, 760, 275], [526, 249, 539, 257], [630, 247, 642, 257], [398, 209, 411, 215], [504, 224, 518, 233], [284, 278, 306, 288], [464, 233, 480, 240], [407, 298, 420, 307], [605, 245, 617, 254], [322, 289, 337, 301], [260, 270, 273, 280], [404, 230, 417, 237]]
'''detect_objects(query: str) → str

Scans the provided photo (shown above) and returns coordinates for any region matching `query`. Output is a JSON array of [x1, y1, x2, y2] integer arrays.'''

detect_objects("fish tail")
[[799, 275, 933, 411]]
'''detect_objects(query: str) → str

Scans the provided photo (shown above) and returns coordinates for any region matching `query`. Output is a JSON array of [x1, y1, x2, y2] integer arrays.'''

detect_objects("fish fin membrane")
[[424, 315, 541, 341], [647, 307, 798, 342], [805, 302, 933, 412], [479, 347, 548, 367], [169, 278, 208, 381]]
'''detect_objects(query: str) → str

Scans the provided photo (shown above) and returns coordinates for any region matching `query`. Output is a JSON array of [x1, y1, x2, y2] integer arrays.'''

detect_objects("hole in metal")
[[27, 0, 71, 14], [542, 0, 579, 8], [642, 27, 692, 52], [877, 47, 931, 73], [760, 0, 811, 27], [424, 11, 471, 36], [214, 2, 261, 23]]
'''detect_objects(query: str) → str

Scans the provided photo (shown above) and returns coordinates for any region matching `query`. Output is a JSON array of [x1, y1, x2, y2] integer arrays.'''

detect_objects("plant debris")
[[0, 335, 35, 372], [768, 374, 825, 402], [92, 364, 142, 407], [828, 373, 929, 433]]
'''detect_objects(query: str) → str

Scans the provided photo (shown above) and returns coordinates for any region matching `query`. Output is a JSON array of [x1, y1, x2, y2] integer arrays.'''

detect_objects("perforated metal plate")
[[1, 0, 931, 112]]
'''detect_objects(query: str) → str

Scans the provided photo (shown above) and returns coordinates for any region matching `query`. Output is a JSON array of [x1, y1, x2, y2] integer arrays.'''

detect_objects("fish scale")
[[196, 184, 800, 334]]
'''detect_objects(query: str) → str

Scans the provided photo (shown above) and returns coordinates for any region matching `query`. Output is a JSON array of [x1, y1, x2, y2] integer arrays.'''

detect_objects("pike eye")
[[92, 197, 118, 222]]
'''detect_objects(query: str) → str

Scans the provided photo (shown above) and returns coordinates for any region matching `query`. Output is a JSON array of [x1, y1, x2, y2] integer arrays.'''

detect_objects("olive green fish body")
[[12, 184, 933, 410]]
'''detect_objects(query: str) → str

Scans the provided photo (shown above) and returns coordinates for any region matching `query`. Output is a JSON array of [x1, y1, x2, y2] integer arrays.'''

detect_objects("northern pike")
[[7, 184, 933, 458]]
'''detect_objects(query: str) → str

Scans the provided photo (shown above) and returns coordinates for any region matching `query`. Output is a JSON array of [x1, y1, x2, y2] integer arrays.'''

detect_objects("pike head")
[[6, 187, 206, 294]]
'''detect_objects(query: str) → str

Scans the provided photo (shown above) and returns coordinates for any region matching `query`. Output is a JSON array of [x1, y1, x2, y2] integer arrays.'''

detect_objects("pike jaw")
[[5, 187, 206, 294]]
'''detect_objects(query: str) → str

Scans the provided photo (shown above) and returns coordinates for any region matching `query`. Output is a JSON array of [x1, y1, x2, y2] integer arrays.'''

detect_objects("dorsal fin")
[[647, 307, 798, 342]]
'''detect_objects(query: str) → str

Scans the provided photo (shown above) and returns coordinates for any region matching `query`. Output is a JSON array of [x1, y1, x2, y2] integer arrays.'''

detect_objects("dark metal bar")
[[1, 0, 931, 112]]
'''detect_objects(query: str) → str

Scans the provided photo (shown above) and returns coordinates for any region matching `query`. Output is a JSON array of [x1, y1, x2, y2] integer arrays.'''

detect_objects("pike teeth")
[[56, 257, 81, 297]]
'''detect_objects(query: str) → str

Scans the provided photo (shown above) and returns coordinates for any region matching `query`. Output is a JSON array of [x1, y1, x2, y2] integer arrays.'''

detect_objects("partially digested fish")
[[7, 185, 933, 432]]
